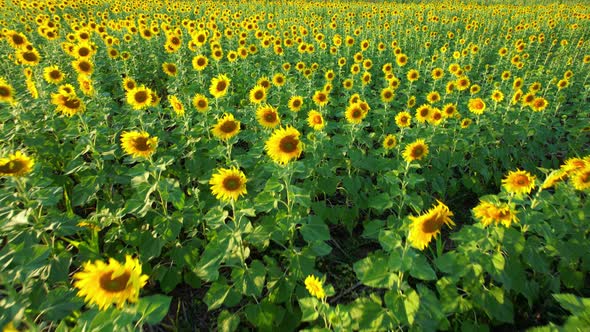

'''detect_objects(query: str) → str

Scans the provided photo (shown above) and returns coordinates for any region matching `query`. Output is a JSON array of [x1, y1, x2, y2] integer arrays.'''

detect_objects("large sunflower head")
[[0, 78, 16, 105], [272, 73, 286, 87], [51, 92, 85, 117], [16, 48, 41, 66], [209, 74, 230, 99], [73, 255, 149, 310], [167, 95, 185, 116], [72, 58, 94, 76], [0, 151, 34, 177], [43, 65, 65, 84], [383, 134, 397, 150], [288, 95, 304, 112], [408, 200, 454, 250], [415, 104, 431, 123], [345, 102, 366, 124], [468, 98, 486, 115], [307, 110, 325, 131], [211, 113, 240, 141], [209, 167, 248, 202], [256, 104, 280, 129], [402, 139, 429, 163], [122, 77, 137, 92], [120, 131, 158, 159], [265, 126, 303, 165], [570, 166, 590, 191], [502, 169, 536, 197], [312, 90, 329, 107], [162, 62, 178, 77], [395, 111, 412, 128], [473, 200, 519, 228]]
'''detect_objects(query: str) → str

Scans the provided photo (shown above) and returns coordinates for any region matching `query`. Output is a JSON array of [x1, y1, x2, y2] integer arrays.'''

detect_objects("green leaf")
[[301, 216, 331, 243], [244, 301, 285, 330], [299, 297, 320, 322], [204, 281, 233, 311], [194, 231, 231, 282], [217, 310, 240, 332], [368, 193, 393, 212], [409, 254, 437, 281], [346, 297, 390, 330], [136, 295, 172, 325], [232, 260, 266, 297], [482, 287, 513, 323], [354, 252, 396, 288], [404, 289, 420, 326], [553, 294, 590, 315]]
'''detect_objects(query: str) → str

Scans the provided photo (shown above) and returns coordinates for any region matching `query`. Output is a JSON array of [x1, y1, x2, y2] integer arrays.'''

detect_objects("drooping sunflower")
[[211, 113, 240, 141], [0, 78, 17, 105], [209, 167, 248, 202], [77, 75, 95, 97], [472, 200, 519, 227], [73, 255, 149, 311], [126, 86, 154, 110], [0, 151, 34, 177], [312, 90, 329, 107], [502, 169, 536, 197], [167, 95, 185, 116], [249, 85, 266, 104], [287, 96, 304, 112], [120, 131, 158, 159], [460, 118, 472, 129], [304, 275, 325, 300], [307, 110, 325, 131], [402, 139, 429, 163], [265, 126, 303, 165], [256, 104, 280, 129], [408, 200, 454, 250], [209, 74, 230, 99], [468, 98, 486, 115], [162, 62, 178, 77], [383, 134, 397, 150], [541, 170, 568, 189], [395, 111, 412, 128], [43, 65, 65, 84]]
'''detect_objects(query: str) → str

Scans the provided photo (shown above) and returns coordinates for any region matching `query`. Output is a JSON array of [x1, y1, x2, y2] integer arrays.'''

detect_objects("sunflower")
[[406, 69, 419, 82], [530, 97, 548, 112], [126, 86, 154, 110], [541, 170, 568, 189], [307, 110, 325, 131], [272, 73, 286, 87], [408, 200, 454, 250], [309, 90, 328, 107], [304, 275, 325, 300], [491, 90, 504, 103], [167, 95, 185, 116], [162, 62, 178, 77], [0, 78, 16, 105], [192, 55, 208, 71], [383, 134, 397, 150], [571, 166, 590, 191], [265, 126, 303, 165], [211, 113, 240, 141], [502, 169, 536, 197], [0, 151, 34, 177], [5, 30, 29, 49], [342, 78, 353, 90], [395, 111, 412, 128], [257, 76, 272, 90], [426, 91, 441, 104], [72, 58, 94, 76], [73, 42, 95, 59], [209, 167, 248, 202], [455, 76, 470, 91], [561, 157, 588, 175], [43, 65, 65, 84], [473, 200, 519, 227], [77, 75, 95, 97], [209, 74, 230, 99], [249, 85, 266, 104], [468, 98, 486, 115], [442, 103, 457, 118], [16, 48, 41, 66], [380, 87, 395, 103], [256, 104, 280, 129], [120, 131, 158, 159], [191, 93, 209, 113], [415, 104, 431, 123], [51, 92, 85, 117], [460, 118, 472, 129], [428, 108, 443, 126], [345, 102, 366, 124], [288, 96, 304, 112], [122, 77, 136, 92], [431, 67, 444, 80], [402, 139, 429, 163], [73, 255, 148, 310]]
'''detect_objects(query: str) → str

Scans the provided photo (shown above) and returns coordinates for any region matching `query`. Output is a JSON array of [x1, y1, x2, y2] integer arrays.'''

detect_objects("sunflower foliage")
[[0, 0, 589, 331]]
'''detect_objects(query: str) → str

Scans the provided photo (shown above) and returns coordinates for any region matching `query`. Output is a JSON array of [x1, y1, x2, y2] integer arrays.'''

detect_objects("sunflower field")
[[1, 0, 589, 330]]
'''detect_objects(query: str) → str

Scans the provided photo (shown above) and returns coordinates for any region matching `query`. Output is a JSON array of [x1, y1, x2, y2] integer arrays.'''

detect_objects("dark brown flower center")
[[220, 120, 237, 133], [78, 61, 91, 72], [64, 97, 81, 110], [264, 112, 276, 122], [222, 176, 241, 191], [421, 214, 442, 233], [166, 65, 177, 73], [313, 115, 323, 124], [12, 34, 25, 45], [411, 146, 424, 158], [99, 271, 131, 293], [0, 86, 11, 97], [23, 51, 38, 62], [0, 160, 24, 174], [216, 80, 227, 91], [197, 99, 207, 108], [78, 47, 90, 57], [133, 137, 151, 151], [279, 135, 298, 153], [254, 90, 264, 100], [134, 91, 149, 103], [50, 70, 61, 79]]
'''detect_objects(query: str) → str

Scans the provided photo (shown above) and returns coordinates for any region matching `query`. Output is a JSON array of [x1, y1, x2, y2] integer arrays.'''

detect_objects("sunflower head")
[[256, 104, 280, 129], [473, 200, 519, 228], [304, 275, 325, 300], [212, 113, 240, 141], [408, 200, 454, 250], [192, 93, 209, 113], [288, 96, 304, 112], [73, 255, 149, 310], [468, 98, 486, 115], [383, 134, 397, 150], [345, 102, 366, 124], [126, 86, 154, 110], [0, 151, 34, 177], [249, 85, 266, 104], [209, 74, 230, 98], [403, 139, 429, 163], [395, 111, 412, 128], [120, 131, 158, 159], [307, 110, 325, 131], [265, 126, 303, 165], [209, 167, 248, 202], [502, 169, 536, 197]]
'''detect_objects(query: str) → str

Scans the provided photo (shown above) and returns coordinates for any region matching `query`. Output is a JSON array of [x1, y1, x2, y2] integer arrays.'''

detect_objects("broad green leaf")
[[135, 295, 172, 325], [354, 252, 396, 288], [299, 297, 320, 322], [301, 216, 331, 243], [204, 282, 233, 311], [409, 254, 437, 281], [217, 310, 240, 332]]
